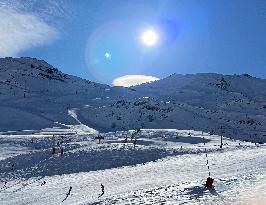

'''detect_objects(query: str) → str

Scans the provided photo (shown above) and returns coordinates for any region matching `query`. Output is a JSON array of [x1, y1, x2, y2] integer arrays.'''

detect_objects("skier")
[[98, 184, 104, 198], [51, 146, 56, 155], [11, 164, 14, 171], [98, 134, 101, 144], [52, 136, 56, 155], [123, 137, 128, 144], [204, 177, 214, 188], [62, 186, 72, 202], [131, 132, 135, 141], [96, 134, 104, 144], [131, 128, 140, 141], [133, 138, 137, 148], [41, 181, 46, 186], [60, 146, 64, 156]]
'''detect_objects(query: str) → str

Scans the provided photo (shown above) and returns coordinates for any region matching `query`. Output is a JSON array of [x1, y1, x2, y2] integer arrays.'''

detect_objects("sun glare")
[[104, 52, 111, 59], [141, 29, 158, 46]]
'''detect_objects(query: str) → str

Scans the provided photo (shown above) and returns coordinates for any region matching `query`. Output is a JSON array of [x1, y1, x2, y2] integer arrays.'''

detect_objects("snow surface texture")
[[0, 128, 265, 204], [1, 57, 265, 142], [1, 58, 266, 204]]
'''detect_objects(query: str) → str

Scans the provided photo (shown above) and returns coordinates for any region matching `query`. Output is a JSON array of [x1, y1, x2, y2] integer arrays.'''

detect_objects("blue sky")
[[0, 0, 265, 85]]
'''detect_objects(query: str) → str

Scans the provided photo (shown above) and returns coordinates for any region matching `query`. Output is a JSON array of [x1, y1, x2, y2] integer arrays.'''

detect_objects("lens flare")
[[141, 29, 158, 46]]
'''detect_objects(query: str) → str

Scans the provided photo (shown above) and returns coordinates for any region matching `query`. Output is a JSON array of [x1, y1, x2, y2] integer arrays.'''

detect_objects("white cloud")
[[0, 8, 57, 57], [112, 75, 159, 87]]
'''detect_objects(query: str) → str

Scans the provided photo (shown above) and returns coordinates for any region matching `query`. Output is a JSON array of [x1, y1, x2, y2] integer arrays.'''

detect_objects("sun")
[[141, 29, 159, 46]]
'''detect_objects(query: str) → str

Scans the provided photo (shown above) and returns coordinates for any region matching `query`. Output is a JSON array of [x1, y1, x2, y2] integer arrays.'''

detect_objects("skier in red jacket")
[[205, 177, 214, 188]]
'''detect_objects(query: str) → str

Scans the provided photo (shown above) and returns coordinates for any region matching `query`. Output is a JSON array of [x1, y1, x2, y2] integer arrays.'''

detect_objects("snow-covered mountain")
[[0, 57, 136, 131], [1, 57, 266, 205], [79, 73, 266, 142], [1, 57, 265, 142]]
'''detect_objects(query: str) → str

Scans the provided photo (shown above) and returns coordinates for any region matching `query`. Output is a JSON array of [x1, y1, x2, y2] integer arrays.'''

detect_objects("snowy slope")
[[1, 57, 266, 142], [1, 58, 266, 204], [0, 129, 265, 204], [0, 57, 136, 131], [79, 73, 266, 142]]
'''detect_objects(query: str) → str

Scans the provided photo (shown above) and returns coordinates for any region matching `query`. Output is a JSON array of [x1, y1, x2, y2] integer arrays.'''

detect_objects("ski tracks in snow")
[[0, 145, 265, 204]]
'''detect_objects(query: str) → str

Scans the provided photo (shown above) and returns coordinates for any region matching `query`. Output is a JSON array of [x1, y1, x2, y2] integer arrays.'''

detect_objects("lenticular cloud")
[[112, 75, 159, 87]]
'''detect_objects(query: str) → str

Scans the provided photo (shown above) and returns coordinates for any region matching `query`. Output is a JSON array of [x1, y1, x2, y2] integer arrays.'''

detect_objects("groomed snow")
[[0, 128, 265, 204]]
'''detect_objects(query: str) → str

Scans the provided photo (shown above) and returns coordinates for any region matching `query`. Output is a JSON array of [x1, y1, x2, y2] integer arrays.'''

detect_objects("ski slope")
[[0, 128, 265, 205], [1, 57, 266, 143], [1, 57, 266, 204]]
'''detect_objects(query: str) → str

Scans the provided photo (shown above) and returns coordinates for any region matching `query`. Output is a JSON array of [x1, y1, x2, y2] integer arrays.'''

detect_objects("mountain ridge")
[[0, 57, 265, 142]]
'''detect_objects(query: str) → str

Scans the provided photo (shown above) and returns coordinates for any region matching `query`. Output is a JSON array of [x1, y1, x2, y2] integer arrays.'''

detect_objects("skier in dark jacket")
[[98, 184, 104, 198], [62, 186, 72, 202]]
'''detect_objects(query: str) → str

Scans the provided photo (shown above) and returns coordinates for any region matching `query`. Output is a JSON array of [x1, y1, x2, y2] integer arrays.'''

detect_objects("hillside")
[[0, 57, 136, 131], [79, 74, 266, 142], [0, 57, 265, 142], [1, 57, 266, 205]]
